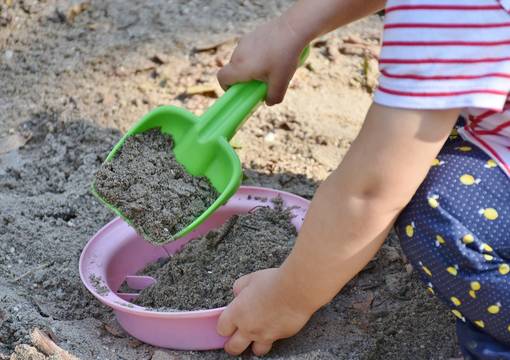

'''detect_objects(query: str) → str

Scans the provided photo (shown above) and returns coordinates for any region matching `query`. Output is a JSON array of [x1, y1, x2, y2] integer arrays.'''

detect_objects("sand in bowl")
[[94, 129, 218, 244], [134, 199, 297, 311]]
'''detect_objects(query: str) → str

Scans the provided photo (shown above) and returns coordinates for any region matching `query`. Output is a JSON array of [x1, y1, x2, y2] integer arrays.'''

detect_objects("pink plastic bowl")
[[79, 186, 309, 350]]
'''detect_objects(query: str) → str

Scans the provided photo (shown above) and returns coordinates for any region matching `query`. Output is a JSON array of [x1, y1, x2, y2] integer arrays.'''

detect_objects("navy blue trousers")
[[395, 120, 510, 359]]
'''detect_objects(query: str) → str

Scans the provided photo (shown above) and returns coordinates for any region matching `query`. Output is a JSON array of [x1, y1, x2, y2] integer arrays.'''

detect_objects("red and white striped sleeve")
[[374, 0, 510, 111]]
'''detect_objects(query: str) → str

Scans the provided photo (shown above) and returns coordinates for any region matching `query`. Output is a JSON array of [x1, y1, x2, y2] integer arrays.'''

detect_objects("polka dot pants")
[[395, 119, 510, 359]]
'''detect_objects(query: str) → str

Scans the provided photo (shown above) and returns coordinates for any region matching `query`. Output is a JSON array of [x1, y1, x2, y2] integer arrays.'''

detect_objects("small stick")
[[248, 205, 267, 214], [241, 224, 259, 231], [209, 215, 238, 248], [30, 328, 79, 360], [13, 262, 53, 282]]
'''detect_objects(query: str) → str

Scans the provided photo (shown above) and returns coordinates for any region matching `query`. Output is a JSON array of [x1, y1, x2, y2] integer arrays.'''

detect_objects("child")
[[216, 0, 510, 358]]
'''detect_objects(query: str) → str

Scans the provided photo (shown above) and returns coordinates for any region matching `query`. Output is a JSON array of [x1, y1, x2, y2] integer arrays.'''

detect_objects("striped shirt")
[[374, 0, 510, 177]]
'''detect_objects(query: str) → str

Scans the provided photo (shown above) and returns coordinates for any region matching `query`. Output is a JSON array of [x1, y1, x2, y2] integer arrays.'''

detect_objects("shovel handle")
[[197, 46, 310, 142]]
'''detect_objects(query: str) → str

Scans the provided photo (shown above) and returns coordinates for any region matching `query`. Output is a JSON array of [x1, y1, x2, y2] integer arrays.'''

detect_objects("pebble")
[[3, 50, 13, 62], [264, 132, 276, 143], [405, 263, 414, 274]]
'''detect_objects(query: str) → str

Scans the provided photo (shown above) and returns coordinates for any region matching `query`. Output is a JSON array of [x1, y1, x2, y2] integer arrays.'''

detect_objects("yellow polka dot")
[[451, 128, 459, 136], [480, 208, 499, 221], [475, 320, 485, 328], [471, 281, 481, 291], [428, 196, 440, 209], [488, 304, 501, 314], [435, 235, 445, 245], [460, 174, 478, 185], [469, 290, 477, 299], [431, 158, 445, 167], [422, 266, 432, 277], [499, 264, 510, 275], [427, 287, 435, 295], [484, 254, 494, 261], [405, 224, 414, 238], [450, 297, 461, 306], [463, 234, 475, 244], [457, 146, 472, 152], [485, 159, 498, 169], [452, 309, 465, 321], [447, 266, 458, 276], [507, 324, 510, 332], [481, 243, 493, 253]]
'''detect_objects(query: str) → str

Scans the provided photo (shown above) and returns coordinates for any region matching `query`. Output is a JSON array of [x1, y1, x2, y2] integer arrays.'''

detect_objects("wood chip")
[[67, 1, 90, 23], [87, 23, 99, 31], [150, 53, 169, 65], [343, 35, 373, 46], [128, 338, 143, 348], [184, 83, 219, 97], [10, 345, 45, 360], [193, 37, 238, 52], [339, 43, 379, 59], [311, 39, 328, 48], [103, 322, 126, 338], [363, 57, 379, 93], [13, 262, 53, 282], [30, 328, 79, 360]]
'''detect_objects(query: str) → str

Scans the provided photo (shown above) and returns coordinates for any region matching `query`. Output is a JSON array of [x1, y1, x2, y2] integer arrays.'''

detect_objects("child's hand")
[[217, 268, 313, 356], [217, 18, 306, 105]]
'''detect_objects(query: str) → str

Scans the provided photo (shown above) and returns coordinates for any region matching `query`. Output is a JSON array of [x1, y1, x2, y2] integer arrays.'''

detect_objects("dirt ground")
[[0, 1, 461, 359]]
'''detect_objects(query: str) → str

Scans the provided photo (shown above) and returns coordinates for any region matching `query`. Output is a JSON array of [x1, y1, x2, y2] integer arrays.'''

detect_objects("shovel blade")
[[93, 105, 242, 240]]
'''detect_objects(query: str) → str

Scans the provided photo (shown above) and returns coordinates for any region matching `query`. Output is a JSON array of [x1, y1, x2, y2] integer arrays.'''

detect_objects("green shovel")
[[92, 46, 309, 241]]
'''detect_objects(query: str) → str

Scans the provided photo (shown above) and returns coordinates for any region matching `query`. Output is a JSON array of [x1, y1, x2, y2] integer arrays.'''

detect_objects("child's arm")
[[218, 0, 386, 105], [217, 104, 460, 356]]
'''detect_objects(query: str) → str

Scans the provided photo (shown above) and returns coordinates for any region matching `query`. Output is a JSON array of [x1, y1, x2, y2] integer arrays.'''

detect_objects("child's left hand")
[[217, 268, 313, 356]]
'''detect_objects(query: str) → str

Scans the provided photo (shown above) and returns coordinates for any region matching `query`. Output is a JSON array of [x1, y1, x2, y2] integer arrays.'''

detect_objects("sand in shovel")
[[94, 129, 219, 244]]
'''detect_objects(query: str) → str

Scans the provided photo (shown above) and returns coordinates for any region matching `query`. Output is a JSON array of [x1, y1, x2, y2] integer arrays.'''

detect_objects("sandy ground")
[[1, 1, 461, 359]]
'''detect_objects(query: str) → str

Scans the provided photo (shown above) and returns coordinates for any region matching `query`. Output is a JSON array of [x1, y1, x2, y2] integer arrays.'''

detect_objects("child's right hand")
[[217, 17, 306, 105]]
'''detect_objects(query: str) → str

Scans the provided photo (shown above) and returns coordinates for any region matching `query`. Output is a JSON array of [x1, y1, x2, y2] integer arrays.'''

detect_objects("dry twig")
[[13, 262, 53, 282], [30, 328, 79, 360]]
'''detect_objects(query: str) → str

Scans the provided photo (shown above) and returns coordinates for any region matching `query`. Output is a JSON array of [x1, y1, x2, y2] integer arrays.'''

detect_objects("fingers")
[[224, 331, 252, 356], [252, 341, 273, 357], [266, 65, 295, 106], [217, 63, 254, 91], [218, 56, 296, 106], [233, 273, 252, 297], [217, 307, 237, 337]]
